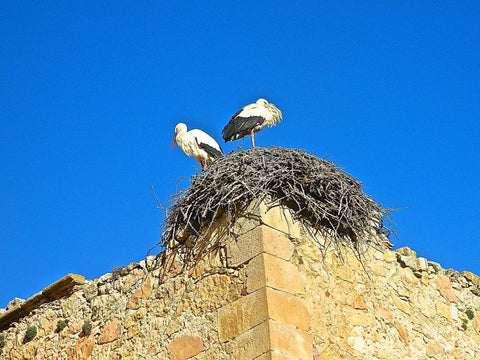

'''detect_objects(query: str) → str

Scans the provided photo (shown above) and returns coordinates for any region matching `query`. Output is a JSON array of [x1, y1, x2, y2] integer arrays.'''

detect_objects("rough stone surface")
[[97, 317, 122, 344], [167, 334, 206, 360], [229, 320, 271, 360], [0, 205, 479, 359], [226, 225, 295, 267], [246, 253, 306, 294], [461, 270, 480, 287], [433, 275, 457, 302], [353, 294, 367, 310], [75, 333, 95, 360], [269, 319, 313, 360], [299, 236, 480, 360], [265, 287, 311, 331], [125, 274, 154, 310], [218, 288, 268, 342]]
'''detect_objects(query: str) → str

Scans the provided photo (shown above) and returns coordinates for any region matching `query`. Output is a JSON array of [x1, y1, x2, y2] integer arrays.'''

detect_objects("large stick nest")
[[155, 147, 394, 265]]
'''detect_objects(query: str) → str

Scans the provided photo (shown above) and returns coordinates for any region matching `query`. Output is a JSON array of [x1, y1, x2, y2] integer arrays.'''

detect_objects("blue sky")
[[1, 1, 479, 307]]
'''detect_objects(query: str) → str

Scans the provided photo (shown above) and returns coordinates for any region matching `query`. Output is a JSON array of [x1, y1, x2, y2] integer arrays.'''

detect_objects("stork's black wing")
[[222, 116, 264, 142], [196, 138, 224, 158]]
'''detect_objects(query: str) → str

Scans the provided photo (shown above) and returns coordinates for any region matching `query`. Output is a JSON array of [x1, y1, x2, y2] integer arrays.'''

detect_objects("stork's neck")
[[175, 130, 187, 147]]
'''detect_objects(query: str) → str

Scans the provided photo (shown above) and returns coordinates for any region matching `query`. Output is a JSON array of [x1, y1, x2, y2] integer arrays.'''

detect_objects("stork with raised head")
[[170, 123, 224, 171], [222, 98, 282, 147]]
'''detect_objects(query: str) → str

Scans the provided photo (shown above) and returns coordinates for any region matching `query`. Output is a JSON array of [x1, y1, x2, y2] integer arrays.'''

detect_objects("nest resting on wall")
[[153, 147, 395, 266]]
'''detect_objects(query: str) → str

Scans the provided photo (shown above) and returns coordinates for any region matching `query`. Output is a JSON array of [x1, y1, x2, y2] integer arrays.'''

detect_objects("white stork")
[[222, 98, 282, 147], [170, 123, 224, 171]]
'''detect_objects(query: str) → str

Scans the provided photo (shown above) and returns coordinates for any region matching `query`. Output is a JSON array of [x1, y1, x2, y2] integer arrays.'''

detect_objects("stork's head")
[[256, 98, 269, 105], [174, 123, 187, 134], [170, 123, 188, 150]]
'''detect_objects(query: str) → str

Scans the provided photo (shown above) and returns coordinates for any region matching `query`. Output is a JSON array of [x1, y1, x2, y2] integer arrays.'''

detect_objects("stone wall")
[[1, 204, 479, 359]]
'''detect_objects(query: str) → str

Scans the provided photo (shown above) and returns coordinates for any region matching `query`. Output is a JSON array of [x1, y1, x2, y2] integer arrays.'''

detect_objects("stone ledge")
[[0, 273, 85, 331]]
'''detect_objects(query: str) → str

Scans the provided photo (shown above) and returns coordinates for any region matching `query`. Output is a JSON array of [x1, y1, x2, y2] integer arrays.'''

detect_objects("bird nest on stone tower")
[[154, 147, 395, 267]]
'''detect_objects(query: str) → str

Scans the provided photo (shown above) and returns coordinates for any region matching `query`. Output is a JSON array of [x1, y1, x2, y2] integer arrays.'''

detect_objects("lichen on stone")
[[82, 322, 92, 336]]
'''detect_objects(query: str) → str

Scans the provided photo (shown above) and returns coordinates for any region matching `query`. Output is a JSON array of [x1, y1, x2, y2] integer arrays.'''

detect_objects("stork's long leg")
[[250, 130, 255, 148]]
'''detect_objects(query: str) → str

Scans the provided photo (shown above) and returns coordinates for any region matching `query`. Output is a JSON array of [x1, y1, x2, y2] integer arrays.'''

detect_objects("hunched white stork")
[[222, 98, 282, 147], [170, 123, 224, 171]]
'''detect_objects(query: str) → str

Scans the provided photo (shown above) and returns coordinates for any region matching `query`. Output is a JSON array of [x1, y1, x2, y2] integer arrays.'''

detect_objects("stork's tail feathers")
[[198, 141, 224, 159]]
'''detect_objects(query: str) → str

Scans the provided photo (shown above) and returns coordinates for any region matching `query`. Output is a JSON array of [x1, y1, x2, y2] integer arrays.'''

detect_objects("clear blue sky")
[[1, 1, 479, 308]]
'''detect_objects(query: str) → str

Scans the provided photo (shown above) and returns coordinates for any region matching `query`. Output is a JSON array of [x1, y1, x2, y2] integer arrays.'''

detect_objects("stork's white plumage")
[[222, 98, 282, 147], [170, 123, 224, 171]]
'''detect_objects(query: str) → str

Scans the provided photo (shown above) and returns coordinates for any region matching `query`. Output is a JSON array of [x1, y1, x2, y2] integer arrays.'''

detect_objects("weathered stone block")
[[390, 289, 412, 315], [74, 333, 95, 360], [167, 334, 205, 360], [0, 274, 85, 331], [426, 339, 444, 358], [43, 274, 85, 300], [421, 272, 429, 285], [353, 294, 367, 310], [126, 275, 154, 310], [395, 322, 409, 345], [232, 201, 302, 238], [400, 267, 418, 285], [474, 315, 480, 331], [246, 253, 305, 294], [19, 291, 47, 316], [265, 287, 311, 330], [347, 335, 367, 353], [226, 225, 294, 267], [230, 320, 271, 360], [377, 306, 394, 323], [461, 271, 480, 287], [433, 275, 457, 303], [428, 261, 442, 273], [229, 319, 312, 360], [397, 254, 417, 270], [269, 320, 313, 360], [257, 202, 302, 239], [83, 281, 99, 301], [435, 300, 452, 321], [416, 257, 428, 271], [253, 352, 294, 360], [218, 288, 269, 342], [396, 247, 417, 258], [98, 318, 122, 344], [127, 323, 140, 339], [369, 264, 388, 276], [344, 308, 376, 327], [383, 249, 396, 263]]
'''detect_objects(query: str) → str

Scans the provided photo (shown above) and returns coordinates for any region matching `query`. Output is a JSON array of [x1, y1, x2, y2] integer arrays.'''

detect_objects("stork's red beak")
[[169, 134, 177, 150]]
